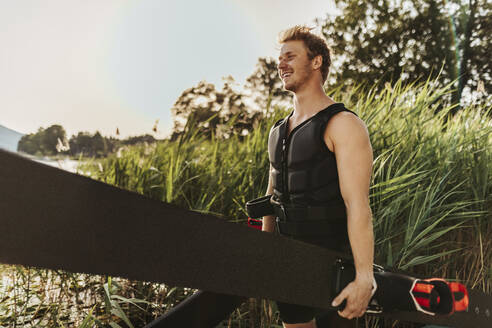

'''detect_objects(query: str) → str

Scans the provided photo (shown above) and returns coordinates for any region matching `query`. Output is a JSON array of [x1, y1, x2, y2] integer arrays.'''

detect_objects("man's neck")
[[292, 82, 335, 118]]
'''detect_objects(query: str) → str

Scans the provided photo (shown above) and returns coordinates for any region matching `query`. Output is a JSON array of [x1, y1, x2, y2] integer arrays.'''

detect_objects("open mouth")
[[281, 72, 293, 80]]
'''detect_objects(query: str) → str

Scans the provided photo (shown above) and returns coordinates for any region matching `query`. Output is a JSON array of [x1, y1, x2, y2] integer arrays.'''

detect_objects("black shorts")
[[276, 301, 357, 327], [276, 300, 325, 324], [275, 234, 353, 326]]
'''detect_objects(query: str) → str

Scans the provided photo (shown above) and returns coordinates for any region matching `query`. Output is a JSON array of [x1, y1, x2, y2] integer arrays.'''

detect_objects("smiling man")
[[261, 26, 375, 328]]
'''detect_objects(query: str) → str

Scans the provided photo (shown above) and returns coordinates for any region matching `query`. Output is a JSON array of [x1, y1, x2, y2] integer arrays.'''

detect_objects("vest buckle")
[[280, 204, 288, 220], [275, 204, 288, 234]]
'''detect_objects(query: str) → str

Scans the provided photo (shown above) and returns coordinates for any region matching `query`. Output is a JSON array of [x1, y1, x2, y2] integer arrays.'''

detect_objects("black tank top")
[[268, 103, 358, 251]]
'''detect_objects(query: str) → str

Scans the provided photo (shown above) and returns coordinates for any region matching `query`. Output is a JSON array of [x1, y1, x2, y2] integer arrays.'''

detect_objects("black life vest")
[[267, 103, 358, 247]]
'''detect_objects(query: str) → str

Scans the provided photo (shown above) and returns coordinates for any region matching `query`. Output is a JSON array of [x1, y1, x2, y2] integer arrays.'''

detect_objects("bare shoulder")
[[323, 111, 370, 151]]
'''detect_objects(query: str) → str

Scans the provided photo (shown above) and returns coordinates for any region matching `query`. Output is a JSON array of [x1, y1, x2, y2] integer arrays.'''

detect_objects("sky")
[[0, 0, 339, 139]]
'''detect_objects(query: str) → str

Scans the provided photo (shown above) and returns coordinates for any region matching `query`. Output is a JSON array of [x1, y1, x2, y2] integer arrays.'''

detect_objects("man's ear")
[[312, 55, 322, 70]]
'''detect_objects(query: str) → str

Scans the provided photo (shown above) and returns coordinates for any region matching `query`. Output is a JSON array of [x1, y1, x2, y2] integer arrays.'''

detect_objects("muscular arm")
[[324, 112, 374, 318], [262, 164, 276, 233]]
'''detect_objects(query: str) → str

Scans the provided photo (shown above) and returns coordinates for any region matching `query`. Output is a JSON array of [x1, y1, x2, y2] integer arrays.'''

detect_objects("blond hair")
[[278, 25, 331, 83]]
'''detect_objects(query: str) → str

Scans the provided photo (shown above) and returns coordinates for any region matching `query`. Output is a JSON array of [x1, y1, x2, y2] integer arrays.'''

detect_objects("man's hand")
[[331, 277, 374, 319]]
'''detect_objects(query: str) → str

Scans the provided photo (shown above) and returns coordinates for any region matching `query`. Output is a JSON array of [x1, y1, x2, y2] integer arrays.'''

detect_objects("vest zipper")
[[278, 104, 344, 206], [282, 137, 289, 203]]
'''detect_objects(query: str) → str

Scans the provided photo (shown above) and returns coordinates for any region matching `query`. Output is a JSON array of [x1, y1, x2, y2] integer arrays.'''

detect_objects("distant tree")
[[18, 125, 67, 156], [67, 131, 157, 157], [122, 134, 156, 146], [17, 123, 159, 158], [170, 80, 217, 139], [244, 57, 291, 113], [219, 76, 262, 138], [92, 132, 107, 157], [68, 131, 108, 158], [40, 125, 67, 156], [319, 0, 491, 108], [17, 130, 41, 155], [170, 77, 264, 140], [69, 132, 94, 157]]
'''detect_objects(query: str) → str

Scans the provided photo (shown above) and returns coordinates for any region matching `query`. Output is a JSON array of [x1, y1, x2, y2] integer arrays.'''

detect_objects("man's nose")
[[278, 59, 287, 71]]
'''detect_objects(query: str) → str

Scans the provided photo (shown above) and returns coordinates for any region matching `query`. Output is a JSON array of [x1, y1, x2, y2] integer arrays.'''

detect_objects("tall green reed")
[[2, 76, 490, 327], [80, 76, 490, 325]]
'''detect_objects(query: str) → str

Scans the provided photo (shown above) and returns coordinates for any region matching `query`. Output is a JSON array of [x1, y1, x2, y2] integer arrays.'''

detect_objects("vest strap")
[[245, 195, 274, 218], [245, 196, 347, 236], [275, 220, 346, 236], [272, 203, 346, 222], [272, 200, 346, 236]]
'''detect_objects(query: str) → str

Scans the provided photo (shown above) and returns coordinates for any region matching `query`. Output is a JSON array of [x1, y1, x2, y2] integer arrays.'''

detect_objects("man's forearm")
[[262, 215, 276, 232], [263, 168, 275, 233], [346, 203, 374, 281]]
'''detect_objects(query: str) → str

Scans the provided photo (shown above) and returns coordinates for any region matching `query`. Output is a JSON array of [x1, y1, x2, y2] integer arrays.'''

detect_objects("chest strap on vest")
[[272, 203, 346, 223], [245, 195, 347, 221], [245, 196, 347, 236], [271, 200, 347, 237], [275, 219, 346, 237]]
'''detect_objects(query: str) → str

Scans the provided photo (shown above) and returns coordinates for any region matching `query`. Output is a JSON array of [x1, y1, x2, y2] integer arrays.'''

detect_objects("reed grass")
[[1, 77, 490, 327]]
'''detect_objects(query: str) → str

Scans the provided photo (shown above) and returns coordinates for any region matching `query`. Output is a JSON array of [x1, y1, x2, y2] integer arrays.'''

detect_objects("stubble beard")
[[283, 63, 312, 93]]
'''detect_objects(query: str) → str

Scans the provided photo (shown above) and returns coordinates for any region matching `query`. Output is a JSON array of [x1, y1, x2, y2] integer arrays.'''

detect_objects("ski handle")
[[331, 259, 382, 312]]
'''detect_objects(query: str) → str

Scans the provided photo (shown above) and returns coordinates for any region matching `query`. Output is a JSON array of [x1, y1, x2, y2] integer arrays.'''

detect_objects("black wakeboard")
[[144, 257, 477, 328], [0, 149, 490, 328]]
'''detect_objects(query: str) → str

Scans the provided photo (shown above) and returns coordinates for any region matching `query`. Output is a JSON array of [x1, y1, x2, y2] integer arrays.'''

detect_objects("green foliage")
[[2, 77, 490, 327], [69, 131, 108, 158], [87, 106, 287, 219], [245, 57, 291, 111], [319, 0, 491, 106], [170, 57, 292, 140], [17, 125, 158, 159], [69, 132, 157, 158], [18, 124, 67, 156], [78, 76, 491, 326], [170, 77, 260, 141]]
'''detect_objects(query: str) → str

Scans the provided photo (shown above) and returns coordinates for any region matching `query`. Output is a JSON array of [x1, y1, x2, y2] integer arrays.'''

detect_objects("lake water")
[[34, 157, 84, 174]]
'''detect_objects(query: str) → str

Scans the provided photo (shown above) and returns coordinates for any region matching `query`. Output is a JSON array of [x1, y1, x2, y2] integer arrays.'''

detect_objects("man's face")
[[278, 40, 313, 93]]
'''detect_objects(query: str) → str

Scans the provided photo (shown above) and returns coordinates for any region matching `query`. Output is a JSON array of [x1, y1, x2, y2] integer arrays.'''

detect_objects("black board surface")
[[0, 149, 490, 327]]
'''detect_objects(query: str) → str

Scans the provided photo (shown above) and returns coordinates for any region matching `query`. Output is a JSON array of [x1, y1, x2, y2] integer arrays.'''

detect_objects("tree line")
[[320, 0, 490, 111], [17, 125, 156, 158]]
